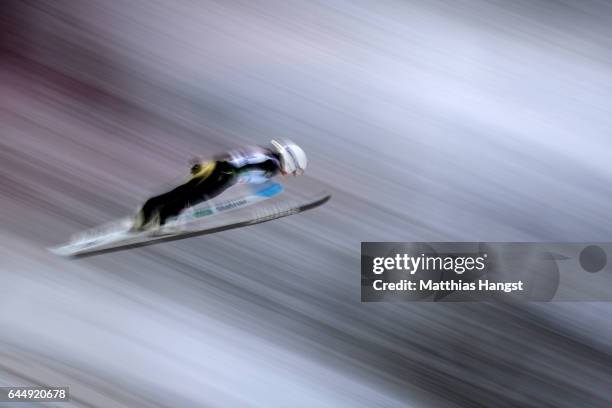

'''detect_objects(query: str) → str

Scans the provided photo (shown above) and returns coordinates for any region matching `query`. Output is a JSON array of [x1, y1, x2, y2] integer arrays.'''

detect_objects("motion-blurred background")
[[1, 1, 612, 406]]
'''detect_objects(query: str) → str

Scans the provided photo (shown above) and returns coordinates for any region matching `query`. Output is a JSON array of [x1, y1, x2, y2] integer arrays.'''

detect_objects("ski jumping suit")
[[135, 147, 281, 229]]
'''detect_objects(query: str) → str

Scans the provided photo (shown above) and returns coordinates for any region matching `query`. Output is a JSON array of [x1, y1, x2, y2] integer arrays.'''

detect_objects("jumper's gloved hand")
[[189, 157, 202, 175]]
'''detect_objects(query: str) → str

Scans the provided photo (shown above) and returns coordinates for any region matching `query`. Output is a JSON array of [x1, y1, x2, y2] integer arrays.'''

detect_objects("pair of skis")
[[50, 181, 330, 257]]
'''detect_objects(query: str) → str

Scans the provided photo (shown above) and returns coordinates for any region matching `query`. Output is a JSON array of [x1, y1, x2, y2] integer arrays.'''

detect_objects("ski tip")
[[302, 191, 331, 210]]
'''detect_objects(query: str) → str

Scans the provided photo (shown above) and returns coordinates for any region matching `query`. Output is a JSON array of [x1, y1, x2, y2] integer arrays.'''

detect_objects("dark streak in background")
[[1, 1, 612, 407]]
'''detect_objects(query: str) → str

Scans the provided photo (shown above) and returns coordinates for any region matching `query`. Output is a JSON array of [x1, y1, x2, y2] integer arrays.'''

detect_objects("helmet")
[[270, 139, 307, 175]]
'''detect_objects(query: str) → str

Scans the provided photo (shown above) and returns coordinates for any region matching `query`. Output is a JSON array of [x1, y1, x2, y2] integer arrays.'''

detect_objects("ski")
[[49, 187, 329, 257]]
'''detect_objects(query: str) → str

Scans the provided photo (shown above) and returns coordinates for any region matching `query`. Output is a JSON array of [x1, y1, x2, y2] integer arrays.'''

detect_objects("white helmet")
[[270, 139, 308, 175]]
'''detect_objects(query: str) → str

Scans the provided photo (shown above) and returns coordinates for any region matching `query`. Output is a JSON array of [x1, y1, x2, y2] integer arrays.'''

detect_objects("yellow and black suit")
[[134, 152, 280, 230]]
